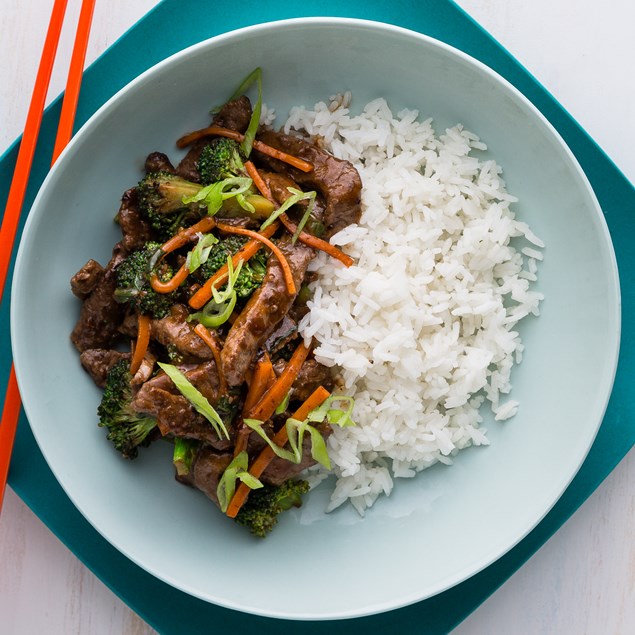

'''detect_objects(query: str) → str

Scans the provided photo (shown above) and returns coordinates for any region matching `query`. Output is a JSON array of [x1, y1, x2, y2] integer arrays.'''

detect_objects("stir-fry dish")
[[70, 70, 361, 537]]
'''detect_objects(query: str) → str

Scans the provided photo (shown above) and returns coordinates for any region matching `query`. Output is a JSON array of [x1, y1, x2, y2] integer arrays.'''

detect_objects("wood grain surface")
[[0, 1, 633, 633]]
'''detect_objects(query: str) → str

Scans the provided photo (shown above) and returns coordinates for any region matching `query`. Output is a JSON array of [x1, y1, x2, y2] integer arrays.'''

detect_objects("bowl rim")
[[10, 16, 621, 620]]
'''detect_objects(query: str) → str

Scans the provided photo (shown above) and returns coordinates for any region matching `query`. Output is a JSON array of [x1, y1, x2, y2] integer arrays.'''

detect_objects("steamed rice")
[[273, 96, 544, 515]]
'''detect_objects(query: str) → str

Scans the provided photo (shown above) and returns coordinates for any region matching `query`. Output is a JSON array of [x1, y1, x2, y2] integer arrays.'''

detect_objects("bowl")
[[11, 18, 619, 619]]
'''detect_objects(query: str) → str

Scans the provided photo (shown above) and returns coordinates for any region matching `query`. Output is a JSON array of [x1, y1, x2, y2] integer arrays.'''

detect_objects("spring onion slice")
[[260, 187, 317, 232], [182, 177, 253, 216], [187, 256, 242, 328], [217, 451, 263, 513], [307, 395, 356, 428], [185, 233, 218, 273], [274, 391, 290, 415], [227, 67, 262, 157], [157, 362, 229, 439], [243, 417, 332, 470]]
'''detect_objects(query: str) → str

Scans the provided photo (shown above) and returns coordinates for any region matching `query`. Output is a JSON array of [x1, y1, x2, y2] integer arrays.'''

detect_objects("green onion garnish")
[[217, 451, 263, 512], [157, 362, 229, 439]]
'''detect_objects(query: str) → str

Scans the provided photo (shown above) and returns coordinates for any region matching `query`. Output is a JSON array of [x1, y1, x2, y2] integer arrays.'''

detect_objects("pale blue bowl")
[[11, 18, 619, 619]]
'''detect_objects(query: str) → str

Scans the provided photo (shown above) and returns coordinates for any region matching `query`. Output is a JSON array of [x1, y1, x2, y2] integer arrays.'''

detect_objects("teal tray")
[[1, 1, 633, 633]]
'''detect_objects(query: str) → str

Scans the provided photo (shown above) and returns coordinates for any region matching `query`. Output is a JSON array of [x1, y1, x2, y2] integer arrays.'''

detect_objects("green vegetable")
[[157, 362, 229, 440], [114, 242, 176, 319], [97, 359, 157, 459], [173, 437, 198, 477], [185, 233, 219, 274], [234, 479, 310, 538], [182, 176, 253, 217], [243, 417, 331, 469], [307, 395, 356, 428], [259, 187, 317, 240], [244, 396, 356, 470], [227, 67, 262, 157], [197, 137, 246, 184], [216, 451, 263, 513], [188, 256, 242, 328], [136, 172, 205, 239]]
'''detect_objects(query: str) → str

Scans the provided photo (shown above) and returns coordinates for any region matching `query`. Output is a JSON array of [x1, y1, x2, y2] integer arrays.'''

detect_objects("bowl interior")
[[11, 19, 619, 619]]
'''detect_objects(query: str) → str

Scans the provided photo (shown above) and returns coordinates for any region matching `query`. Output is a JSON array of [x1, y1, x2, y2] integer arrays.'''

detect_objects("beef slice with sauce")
[[221, 237, 315, 387], [70, 243, 127, 352], [150, 304, 215, 363], [255, 129, 362, 237], [115, 188, 152, 252], [176, 96, 252, 182], [130, 361, 231, 449]]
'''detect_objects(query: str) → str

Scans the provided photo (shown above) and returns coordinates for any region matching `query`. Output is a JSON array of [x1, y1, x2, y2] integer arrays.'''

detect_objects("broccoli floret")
[[196, 236, 268, 298], [97, 359, 157, 459], [173, 437, 199, 477], [234, 479, 310, 538], [114, 242, 176, 319], [197, 138, 246, 185], [233, 250, 268, 298], [137, 172, 205, 239]]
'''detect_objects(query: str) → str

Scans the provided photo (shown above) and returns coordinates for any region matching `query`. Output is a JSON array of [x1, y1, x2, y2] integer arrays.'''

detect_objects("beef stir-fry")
[[70, 70, 361, 536]]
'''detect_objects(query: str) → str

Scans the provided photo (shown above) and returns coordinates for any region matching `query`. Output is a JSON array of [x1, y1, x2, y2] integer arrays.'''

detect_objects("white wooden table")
[[1, 1, 633, 633]]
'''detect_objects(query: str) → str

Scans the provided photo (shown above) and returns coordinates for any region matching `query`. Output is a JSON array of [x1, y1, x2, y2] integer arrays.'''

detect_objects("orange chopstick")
[[0, 0, 96, 511]]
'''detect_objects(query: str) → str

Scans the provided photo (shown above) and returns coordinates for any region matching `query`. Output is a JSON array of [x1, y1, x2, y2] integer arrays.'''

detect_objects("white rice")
[[277, 96, 544, 515]]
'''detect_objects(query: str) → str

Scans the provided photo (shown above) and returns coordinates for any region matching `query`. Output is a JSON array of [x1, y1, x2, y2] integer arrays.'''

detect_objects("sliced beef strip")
[[255, 129, 362, 237], [70, 243, 127, 352], [261, 170, 327, 225], [79, 348, 130, 387], [150, 304, 214, 363], [176, 96, 253, 183], [130, 361, 231, 449], [260, 421, 332, 487], [70, 259, 104, 300], [272, 358, 334, 403], [144, 151, 176, 175], [115, 188, 152, 252], [180, 446, 233, 507], [221, 237, 315, 387], [264, 315, 298, 356]]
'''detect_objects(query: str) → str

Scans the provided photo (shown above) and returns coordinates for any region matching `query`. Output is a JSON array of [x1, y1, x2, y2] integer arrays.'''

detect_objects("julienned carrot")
[[188, 222, 279, 310], [160, 216, 216, 255], [149, 217, 216, 294], [247, 340, 310, 424], [278, 213, 354, 267], [176, 125, 314, 173], [244, 160, 273, 201], [193, 323, 226, 394], [150, 262, 189, 293], [243, 353, 276, 415], [215, 222, 296, 295], [226, 385, 330, 518], [130, 314, 151, 375], [234, 353, 276, 457]]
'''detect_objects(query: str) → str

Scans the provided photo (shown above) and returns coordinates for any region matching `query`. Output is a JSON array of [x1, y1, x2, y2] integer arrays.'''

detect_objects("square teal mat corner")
[[1, 1, 633, 633]]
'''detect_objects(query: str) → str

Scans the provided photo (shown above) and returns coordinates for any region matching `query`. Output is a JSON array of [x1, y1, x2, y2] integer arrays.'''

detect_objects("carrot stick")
[[176, 125, 314, 173], [215, 222, 296, 295], [226, 385, 330, 518], [233, 353, 276, 457], [160, 216, 216, 255], [244, 160, 274, 201], [193, 323, 226, 394], [247, 340, 310, 424], [243, 353, 276, 415], [130, 314, 151, 375], [188, 222, 279, 310], [150, 262, 189, 293], [278, 213, 354, 267]]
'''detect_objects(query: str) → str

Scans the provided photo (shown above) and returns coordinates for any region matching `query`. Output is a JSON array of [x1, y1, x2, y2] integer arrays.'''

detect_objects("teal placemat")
[[2, 1, 634, 632]]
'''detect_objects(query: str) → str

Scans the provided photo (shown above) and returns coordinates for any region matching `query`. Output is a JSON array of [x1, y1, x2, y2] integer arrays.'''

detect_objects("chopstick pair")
[[0, 0, 96, 511]]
